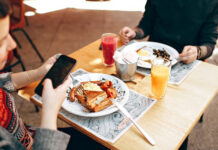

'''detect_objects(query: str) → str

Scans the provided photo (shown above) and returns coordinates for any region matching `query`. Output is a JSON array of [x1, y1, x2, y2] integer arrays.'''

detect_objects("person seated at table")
[[0, 1, 72, 150], [119, 0, 217, 64], [0, 1, 109, 149]]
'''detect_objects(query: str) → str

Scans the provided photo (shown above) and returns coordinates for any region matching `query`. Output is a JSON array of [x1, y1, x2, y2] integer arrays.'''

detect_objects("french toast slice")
[[83, 90, 109, 112], [92, 97, 113, 112], [74, 86, 112, 112], [70, 80, 116, 112]]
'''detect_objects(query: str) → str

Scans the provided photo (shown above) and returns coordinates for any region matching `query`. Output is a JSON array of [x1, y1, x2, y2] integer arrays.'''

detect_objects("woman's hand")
[[40, 76, 72, 130], [38, 54, 60, 77], [179, 46, 198, 64], [119, 26, 136, 45], [11, 54, 60, 89]]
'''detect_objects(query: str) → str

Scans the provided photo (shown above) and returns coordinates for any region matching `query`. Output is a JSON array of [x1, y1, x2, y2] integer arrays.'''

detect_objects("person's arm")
[[32, 128, 70, 150], [0, 72, 16, 92], [136, 0, 156, 39], [0, 123, 70, 150], [119, 0, 154, 44], [180, 4, 217, 64], [0, 127, 25, 150], [11, 55, 57, 89], [0, 60, 71, 150], [40, 78, 72, 130], [197, 3, 217, 60], [32, 77, 72, 150]]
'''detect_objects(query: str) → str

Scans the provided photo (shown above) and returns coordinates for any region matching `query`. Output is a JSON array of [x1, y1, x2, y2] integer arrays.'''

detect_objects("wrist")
[[42, 106, 59, 117], [41, 109, 58, 130], [196, 46, 202, 59], [40, 117, 57, 130], [134, 28, 144, 39], [132, 31, 136, 39]]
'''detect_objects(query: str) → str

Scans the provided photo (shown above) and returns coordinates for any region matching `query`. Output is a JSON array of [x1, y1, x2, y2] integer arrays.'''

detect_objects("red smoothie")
[[101, 34, 117, 66]]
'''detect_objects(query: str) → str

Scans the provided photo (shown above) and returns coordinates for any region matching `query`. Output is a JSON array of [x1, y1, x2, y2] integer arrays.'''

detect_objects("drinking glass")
[[151, 58, 171, 100], [101, 33, 118, 66]]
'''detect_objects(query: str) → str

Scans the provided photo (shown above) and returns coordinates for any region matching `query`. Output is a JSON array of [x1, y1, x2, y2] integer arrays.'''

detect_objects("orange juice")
[[151, 65, 170, 99]]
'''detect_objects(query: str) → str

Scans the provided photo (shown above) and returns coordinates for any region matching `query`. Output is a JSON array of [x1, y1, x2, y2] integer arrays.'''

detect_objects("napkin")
[[114, 49, 138, 64]]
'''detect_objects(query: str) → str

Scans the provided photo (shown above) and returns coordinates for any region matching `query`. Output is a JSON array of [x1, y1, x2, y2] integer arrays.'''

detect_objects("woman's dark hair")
[[0, 0, 11, 18]]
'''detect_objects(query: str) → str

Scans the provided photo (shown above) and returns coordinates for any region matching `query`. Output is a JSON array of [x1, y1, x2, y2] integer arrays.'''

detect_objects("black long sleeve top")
[[137, 0, 217, 60]]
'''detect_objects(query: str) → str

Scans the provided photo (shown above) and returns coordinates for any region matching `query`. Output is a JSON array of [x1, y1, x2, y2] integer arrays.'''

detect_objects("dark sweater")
[[137, 0, 217, 59]]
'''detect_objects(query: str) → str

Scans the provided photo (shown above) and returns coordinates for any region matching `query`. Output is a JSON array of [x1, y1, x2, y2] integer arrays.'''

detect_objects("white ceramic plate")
[[122, 41, 179, 68], [62, 73, 129, 117]]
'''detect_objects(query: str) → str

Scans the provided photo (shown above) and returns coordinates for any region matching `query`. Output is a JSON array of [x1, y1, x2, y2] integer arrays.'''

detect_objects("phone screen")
[[35, 55, 77, 96]]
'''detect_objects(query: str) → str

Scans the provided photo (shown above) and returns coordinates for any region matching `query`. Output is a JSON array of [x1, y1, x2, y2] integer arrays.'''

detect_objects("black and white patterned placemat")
[[32, 69, 156, 143], [118, 40, 201, 85], [137, 61, 200, 85]]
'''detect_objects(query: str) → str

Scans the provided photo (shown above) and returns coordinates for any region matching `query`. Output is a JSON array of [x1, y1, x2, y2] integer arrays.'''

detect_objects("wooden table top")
[[18, 39, 218, 150]]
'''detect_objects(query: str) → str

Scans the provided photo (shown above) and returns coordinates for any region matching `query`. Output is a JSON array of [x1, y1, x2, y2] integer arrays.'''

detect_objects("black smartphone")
[[35, 55, 77, 96]]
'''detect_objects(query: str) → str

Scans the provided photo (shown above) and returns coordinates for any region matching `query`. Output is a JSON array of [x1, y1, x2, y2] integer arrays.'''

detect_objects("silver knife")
[[114, 102, 156, 146]]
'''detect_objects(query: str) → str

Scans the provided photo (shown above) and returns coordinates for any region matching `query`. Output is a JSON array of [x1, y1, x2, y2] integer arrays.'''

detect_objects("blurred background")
[[8, 0, 218, 149]]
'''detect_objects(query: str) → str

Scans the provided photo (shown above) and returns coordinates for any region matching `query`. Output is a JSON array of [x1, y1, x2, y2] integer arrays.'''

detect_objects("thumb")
[[45, 55, 57, 69], [43, 79, 54, 91], [123, 27, 131, 34], [126, 31, 133, 38], [180, 46, 191, 57], [49, 55, 58, 64], [122, 26, 130, 32], [56, 76, 72, 92]]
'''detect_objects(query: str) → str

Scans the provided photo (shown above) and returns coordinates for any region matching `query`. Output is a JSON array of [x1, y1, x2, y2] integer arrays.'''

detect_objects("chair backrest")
[[10, 0, 22, 5], [9, 0, 25, 30]]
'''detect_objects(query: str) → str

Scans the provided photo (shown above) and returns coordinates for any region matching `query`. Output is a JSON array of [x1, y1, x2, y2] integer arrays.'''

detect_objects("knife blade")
[[114, 102, 156, 146]]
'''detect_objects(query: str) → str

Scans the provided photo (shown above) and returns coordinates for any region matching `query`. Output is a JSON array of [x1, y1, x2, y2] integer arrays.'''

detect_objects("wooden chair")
[[9, 0, 44, 63], [2, 49, 25, 72]]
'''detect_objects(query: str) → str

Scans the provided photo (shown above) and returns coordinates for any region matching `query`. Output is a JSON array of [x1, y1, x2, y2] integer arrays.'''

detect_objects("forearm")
[[40, 103, 60, 130], [11, 68, 46, 89], [197, 2, 217, 60], [40, 110, 57, 130], [198, 45, 215, 60]]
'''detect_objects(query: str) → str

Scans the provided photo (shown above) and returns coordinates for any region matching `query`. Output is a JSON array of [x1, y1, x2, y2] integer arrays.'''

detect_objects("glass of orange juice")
[[151, 58, 171, 100]]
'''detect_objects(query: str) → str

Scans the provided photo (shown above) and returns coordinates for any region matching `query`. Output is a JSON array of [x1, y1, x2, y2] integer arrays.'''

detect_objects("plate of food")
[[122, 41, 179, 68], [62, 73, 129, 117]]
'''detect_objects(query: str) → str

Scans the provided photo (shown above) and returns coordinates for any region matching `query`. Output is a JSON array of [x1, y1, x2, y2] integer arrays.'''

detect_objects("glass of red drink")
[[101, 33, 118, 66]]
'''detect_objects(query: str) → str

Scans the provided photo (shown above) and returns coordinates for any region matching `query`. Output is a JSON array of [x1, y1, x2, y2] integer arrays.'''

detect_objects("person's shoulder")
[[206, 0, 217, 13], [203, 0, 217, 7]]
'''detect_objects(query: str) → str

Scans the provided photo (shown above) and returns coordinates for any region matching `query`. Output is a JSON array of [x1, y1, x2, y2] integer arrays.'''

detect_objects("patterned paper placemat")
[[137, 61, 201, 85], [32, 69, 156, 143], [118, 40, 201, 85]]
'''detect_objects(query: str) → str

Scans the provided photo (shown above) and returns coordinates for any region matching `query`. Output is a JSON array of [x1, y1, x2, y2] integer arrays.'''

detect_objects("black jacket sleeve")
[[198, 3, 218, 60], [137, 0, 156, 38]]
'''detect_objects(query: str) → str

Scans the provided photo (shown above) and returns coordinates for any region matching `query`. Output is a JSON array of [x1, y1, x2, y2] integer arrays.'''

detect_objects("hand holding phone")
[[35, 55, 77, 96]]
